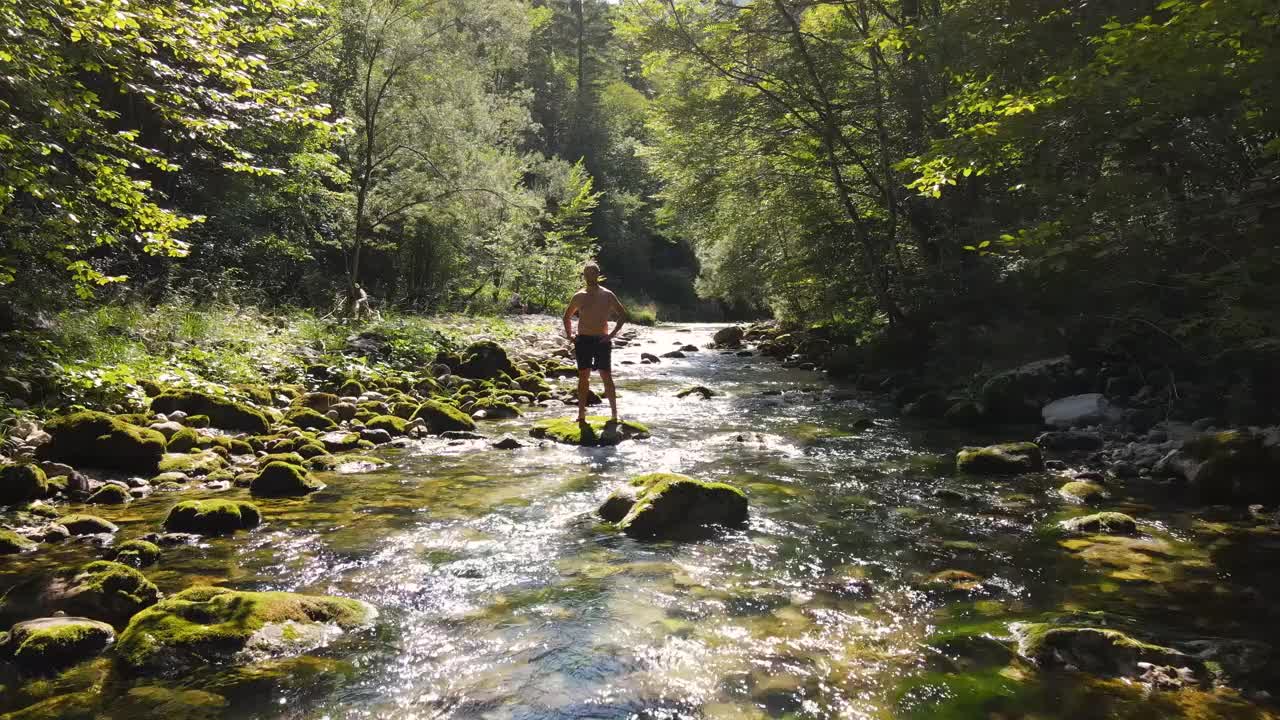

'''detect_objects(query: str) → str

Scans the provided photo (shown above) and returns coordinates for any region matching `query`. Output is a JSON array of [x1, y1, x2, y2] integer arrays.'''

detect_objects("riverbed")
[[2, 323, 1278, 719]]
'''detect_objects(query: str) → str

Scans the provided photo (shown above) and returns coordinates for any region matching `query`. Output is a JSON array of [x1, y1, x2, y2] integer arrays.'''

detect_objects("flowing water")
[[2, 324, 1279, 719]]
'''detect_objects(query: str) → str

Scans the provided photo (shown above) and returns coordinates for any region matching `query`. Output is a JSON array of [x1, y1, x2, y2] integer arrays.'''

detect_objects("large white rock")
[[1042, 393, 1117, 428]]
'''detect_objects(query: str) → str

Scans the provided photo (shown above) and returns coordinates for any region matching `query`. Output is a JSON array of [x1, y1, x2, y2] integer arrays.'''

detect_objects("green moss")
[[0, 463, 49, 504], [25, 502, 60, 518], [255, 452, 306, 467], [233, 383, 274, 405], [0, 528, 38, 554], [411, 400, 475, 433], [184, 414, 211, 428], [298, 392, 340, 412], [956, 442, 1044, 474], [366, 414, 408, 435], [285, 407, 337, 431], [150, 390, 269, 434], [85, 484, 131, 505], [57, 561, 159, 624], [156, 451, 226, 476], [676, 385, 717, 399], [57, 514, 118, 535], [1014, 623, 1185, 675], [163, 500, 262, 535], [470, 397, 520, 419], [529, 416, 651, 447], [515, 374, 551, 394], [0, 691, 101, 719], [1060, 480, 1108, 504], [115, 586, 376, 674], [251, 461, 324, 497], [111, 539, 161, 567], [304, 454, 388, 472], [338, 379, 366, 396], [1060, 512, 1137, 535], [38, 411, 166, 473], [166, 427, 199, 453], [615, 472, 748, 539], [229, 438, 253, 455], [3, 617, 116, 674], [319, 432, 361, 452]]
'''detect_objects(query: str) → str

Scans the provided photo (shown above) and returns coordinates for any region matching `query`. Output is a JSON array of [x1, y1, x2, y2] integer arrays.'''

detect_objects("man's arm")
[[563, 293, 581, 340], [609, 293, 629, 338]]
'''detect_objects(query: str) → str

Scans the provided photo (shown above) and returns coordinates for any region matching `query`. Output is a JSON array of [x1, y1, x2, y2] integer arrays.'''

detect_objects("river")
[[2, 323, 1277, 719]]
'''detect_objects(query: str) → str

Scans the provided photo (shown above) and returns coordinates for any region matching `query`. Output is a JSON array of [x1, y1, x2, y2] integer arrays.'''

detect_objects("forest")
[[2, 1, 1280, 719]]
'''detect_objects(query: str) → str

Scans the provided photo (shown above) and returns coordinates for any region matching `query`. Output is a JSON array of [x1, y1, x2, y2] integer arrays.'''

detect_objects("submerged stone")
[[38, 411, 166, 474], [163, 500, 262, 535], [955, 442, 1044, 474], [1013, 623, 1187, 677], [304, 454, 388, 473], [530, 416, 651, 447], [610, 472, 748, 540], [116, 586, 377, 675], [0, 616, 116, 674]]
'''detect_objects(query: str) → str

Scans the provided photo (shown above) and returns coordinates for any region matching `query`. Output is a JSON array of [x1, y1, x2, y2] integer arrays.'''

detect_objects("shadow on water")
[[2, 323, 1279, 718]]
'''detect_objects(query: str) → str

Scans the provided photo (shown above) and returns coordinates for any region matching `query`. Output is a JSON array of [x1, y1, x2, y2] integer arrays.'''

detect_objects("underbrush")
[[0, 301, 533, 419]]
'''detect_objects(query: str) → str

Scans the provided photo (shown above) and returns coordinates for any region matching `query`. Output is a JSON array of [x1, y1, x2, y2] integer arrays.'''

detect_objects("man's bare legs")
[[600, 371, 618, 421], [576, 369, 591, 422]]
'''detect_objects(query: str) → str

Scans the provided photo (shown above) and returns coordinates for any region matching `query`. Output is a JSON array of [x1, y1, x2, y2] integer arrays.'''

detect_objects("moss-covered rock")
[[166, 427, 199, 453], [150, 390, 269, 434], [919, 569, 993, 598], [455, 340, 518, 380], [1059, 480, 1108, 504], [1157, 430, 1280, 505], [318, 431, 361, 452], [411, 400, 475, 434], [337, 379, 366, 397], [46, 561, 159, 625], [115, 586, 377, 675], [530, 416, 651, 447], [185, 414, 211, 429], [38, 411, 166, 473], [515, 374, 551, 394], [163, 500, 262, 535], [285, 407, 337, 431], [156, 451, 226, 476], [365, 414, 408, 435], [250, 462, 324, 497], [85, 484, 131, 505], [254, 452, 306, 467], [1060, 512, 1137, 535], [955, 442, 1044, 474], [304, 455, 388, 473], [611, 473, 748, 540], [0, 616, 116, 674], [0, 528, 38, 554], [675, 385, 717, 399], [109, 539, 161, 568], [0, 464, 49, 505], [1013, 623, 1187, 676], [470, 398, 520, 420], [57, 514, 118, 535]]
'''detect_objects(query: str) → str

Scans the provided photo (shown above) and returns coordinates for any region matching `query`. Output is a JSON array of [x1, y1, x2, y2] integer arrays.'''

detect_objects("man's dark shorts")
[[574, 335, 612, 372]]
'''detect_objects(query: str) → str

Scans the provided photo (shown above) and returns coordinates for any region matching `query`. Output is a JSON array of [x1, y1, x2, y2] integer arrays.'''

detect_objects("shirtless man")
[[562, 262, 629, 422]]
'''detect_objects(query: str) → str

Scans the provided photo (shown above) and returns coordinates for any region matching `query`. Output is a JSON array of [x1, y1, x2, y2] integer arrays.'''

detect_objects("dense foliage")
[[622, 0, 1280, 419]]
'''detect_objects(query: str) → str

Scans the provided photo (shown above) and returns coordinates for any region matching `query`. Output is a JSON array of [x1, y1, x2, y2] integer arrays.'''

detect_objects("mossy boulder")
[[0, 528, 38, 554], [955, 442, 1044, 475], [530, 416, 651, 447], [455, 340, 518, 381], [38, 411, 166, 473], [411, 400, 475, 434], [1059, 480, 1108, 504], [470, 398, 520, 420], [304, 455, 388, 473], [1013, 623, 1188, 677], [163, 500, 262, 535], [166, 427, 199, 453], [150, 390, 269, 434], [109, 539, 161, 568], [337, 379, 365, 397], [58, 514, 118, 535], [46, 561, 159, 625], [318, 431, 361, 452], [515, 374, 551, 394], [610, 473, 748, 540], [0, 464, 49, 505], [86, 484, 131, 505], [115, 586, 377, 675], [1061, 512, 1137, 535], [365, 414, 408, 436], [156, 451, 226, 476], [0, 616, 116, 674], [254, 452, 306, 467], [250, 462, 324, 497], [1157, 430, 1280, 505], [285, 407, 338, 431]]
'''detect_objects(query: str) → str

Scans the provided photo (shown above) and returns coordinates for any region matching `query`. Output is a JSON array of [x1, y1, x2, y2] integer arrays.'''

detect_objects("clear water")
[[2, 324, 1278, 719]]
